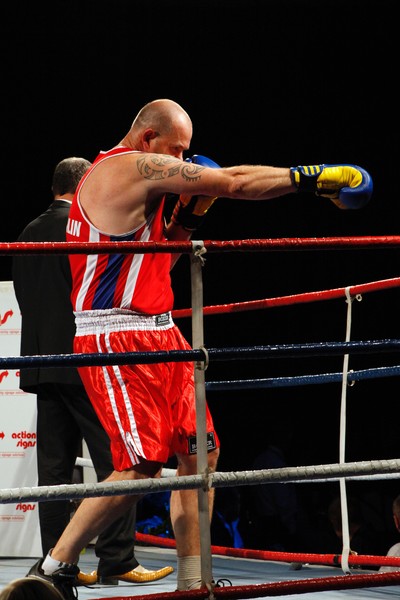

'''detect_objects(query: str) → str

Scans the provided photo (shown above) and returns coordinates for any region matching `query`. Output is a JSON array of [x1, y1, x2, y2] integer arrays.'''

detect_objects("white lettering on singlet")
[[66, 218, 82, 237]]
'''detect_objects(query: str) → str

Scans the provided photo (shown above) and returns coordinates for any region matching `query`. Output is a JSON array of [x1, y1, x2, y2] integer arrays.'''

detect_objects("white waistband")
[[74, 309, 174, 335]]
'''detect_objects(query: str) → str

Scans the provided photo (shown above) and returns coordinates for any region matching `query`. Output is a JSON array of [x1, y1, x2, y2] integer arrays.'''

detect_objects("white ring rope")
[[74, 457, 400, 481], [2, 458, 400, 504]]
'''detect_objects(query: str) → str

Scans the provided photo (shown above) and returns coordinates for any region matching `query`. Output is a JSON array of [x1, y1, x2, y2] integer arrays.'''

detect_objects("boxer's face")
[[146, 118, 192, 160]]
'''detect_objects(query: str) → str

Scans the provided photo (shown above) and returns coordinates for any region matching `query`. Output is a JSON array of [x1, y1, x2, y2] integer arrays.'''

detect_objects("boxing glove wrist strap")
[[290, 165, 324, 193]]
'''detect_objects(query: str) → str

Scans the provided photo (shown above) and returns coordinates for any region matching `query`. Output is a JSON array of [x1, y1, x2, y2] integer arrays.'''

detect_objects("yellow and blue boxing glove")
[[171, 154, 220, 231], [290, 164, 373, 209]]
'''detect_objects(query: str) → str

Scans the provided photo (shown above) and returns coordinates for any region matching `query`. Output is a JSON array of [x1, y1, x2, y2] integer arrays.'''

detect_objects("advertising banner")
[[0, 281, 41, 557]]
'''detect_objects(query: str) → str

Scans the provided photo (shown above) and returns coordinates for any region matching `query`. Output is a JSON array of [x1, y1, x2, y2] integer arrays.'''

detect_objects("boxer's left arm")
[[170, 155, 221, 231], [166, 155, 220, 269]]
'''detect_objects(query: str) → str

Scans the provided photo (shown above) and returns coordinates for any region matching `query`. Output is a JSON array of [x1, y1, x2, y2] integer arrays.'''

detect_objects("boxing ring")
[[1, 236, 400, 599]]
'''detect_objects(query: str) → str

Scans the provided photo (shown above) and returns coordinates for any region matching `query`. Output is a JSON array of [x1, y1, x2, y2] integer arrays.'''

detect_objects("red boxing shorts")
[[74, 309, 219, 471]]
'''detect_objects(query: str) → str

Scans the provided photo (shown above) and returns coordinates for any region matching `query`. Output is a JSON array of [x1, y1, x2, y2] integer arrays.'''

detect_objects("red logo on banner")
[[15, 503, 36, 512], [0, 310, 13, 326], [12, 431, 37, 449], [0, 371, 9, 383]]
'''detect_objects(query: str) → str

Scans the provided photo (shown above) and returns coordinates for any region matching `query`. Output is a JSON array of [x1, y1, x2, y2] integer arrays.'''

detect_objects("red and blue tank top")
[[66, 147, 174, 315]]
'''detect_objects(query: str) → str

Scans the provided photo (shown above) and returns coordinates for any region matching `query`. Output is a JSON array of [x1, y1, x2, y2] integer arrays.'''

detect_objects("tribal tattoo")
[[137, 155, 204, 182]]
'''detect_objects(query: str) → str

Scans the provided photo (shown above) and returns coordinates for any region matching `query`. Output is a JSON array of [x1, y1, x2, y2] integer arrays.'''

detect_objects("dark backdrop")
[[3, 0, 399, 546]]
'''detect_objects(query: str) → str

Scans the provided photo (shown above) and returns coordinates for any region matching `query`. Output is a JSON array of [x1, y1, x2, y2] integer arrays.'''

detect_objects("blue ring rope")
[[205, 365, 400, 391], [1, 339, 400, 370]]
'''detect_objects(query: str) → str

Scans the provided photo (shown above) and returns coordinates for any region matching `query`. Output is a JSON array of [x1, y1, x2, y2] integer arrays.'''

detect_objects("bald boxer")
[[27, 98, 373, 600]]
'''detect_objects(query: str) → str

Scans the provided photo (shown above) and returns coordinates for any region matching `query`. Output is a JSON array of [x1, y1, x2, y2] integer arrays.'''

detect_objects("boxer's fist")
[[171, 155, 220, 231], [290, 164, 373, 209]]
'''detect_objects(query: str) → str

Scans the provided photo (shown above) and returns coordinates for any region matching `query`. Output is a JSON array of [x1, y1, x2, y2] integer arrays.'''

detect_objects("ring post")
[[190, 240, 213, 590]]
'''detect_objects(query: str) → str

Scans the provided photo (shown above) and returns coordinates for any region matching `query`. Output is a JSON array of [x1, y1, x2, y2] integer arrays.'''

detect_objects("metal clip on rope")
[[196, 345, 209, 371], [347, 369, 355, 387], [191, 240, 207, 265]]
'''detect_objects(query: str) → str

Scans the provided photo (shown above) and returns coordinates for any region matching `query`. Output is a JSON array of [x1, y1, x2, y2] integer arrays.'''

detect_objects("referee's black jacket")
[[12, 200, 81, 390]]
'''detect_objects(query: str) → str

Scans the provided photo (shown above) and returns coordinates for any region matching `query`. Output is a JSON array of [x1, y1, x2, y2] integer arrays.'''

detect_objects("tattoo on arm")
[[137, 155, 204, 182]]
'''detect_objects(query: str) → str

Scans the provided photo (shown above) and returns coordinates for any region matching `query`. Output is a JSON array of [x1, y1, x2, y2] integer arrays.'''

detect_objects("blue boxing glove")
[[290, 164, 373, 209], [188, 154, 221, 170], [171, 154, 220, 231]]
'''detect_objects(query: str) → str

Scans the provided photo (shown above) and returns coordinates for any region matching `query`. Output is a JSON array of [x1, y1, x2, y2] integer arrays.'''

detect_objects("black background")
[[3, 0, 400, 546]]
